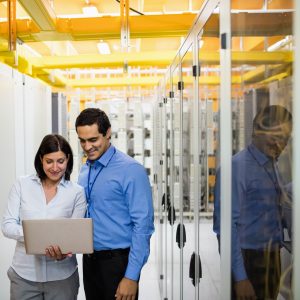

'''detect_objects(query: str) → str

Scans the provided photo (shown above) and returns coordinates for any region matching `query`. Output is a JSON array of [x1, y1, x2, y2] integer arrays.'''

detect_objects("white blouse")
[[1, 174, 86, 282]]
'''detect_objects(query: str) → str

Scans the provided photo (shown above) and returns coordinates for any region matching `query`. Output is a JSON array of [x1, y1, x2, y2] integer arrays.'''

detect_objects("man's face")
[[255, 122, 292, 159], [77, 123, 111, 161]]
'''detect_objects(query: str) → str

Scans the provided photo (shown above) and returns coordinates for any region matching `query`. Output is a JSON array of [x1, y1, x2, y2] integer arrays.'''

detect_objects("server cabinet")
[[181, 45, 197, 299], [197, 19, 221, 297], [52, 92, 67, 138], [153, 81, 164, 297]]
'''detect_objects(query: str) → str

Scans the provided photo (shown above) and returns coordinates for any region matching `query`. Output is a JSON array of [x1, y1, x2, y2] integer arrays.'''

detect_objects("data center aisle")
[[77, 220, 219, 300], [76, 236, 160, 300]]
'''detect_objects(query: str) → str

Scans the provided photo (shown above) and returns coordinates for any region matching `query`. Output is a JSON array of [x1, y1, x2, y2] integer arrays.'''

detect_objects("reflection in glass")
[[214, 1, 294, 299]]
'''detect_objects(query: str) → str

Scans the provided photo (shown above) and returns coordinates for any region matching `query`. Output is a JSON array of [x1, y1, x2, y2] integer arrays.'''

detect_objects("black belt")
[[86, 248, 130, 259]]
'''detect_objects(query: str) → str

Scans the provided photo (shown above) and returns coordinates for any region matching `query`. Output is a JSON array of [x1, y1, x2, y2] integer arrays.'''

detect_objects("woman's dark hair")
[[75, 108, 111, 136], [34, 134, 73, 181], [252, 105, 292, 136]]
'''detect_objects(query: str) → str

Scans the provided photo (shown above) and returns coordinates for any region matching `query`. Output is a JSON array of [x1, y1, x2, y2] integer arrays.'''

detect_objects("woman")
[[2, 134, 86, 300]]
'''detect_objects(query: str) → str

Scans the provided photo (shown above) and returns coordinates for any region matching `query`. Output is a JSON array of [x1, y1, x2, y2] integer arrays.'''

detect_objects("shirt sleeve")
[[123, 163, 155, 281], [213, 164, 248, 282], [71, 185, 87, 218], [1, 179, 24, 242], [231, 161, 248, 281]]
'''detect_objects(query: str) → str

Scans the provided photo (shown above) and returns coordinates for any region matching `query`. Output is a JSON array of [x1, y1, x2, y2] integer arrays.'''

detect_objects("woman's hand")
[[45, 245, 72, 261]]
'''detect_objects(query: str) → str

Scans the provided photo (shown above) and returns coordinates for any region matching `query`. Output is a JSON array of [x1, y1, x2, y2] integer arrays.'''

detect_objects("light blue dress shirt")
[[2, 175, 86, 282], [78, 145, 154, 281], [213, 143, 282, 281]]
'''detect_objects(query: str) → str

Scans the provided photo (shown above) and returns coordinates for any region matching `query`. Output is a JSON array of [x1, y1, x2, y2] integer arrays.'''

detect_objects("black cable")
[[114, 0, 144, 15]]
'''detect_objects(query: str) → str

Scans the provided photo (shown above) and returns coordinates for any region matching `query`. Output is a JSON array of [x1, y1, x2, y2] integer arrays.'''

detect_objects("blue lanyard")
[[85, 165, 103, 218], [87, 164, 103, 202], [85, 148, 116, 217]]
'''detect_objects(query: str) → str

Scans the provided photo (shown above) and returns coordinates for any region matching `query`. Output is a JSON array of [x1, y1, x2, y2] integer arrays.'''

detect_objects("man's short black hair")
[[252, 105, 292, 136], [34, 134, 73, 181], [75, 108, 111, 136]]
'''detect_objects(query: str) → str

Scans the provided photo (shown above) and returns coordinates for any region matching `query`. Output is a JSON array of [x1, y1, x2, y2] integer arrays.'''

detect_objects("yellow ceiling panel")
[[18, 0, 56, 31], [67, 76, 164, 88], [267, 0, 294, 9], [22, 41, 51, 56], [0, 2, 6, 18], [55, 13, 195, 40], [242, 37, 265, 51], [231, 0, 264, 10], [97, 0, 139, 15], [53, 0, 86, 15], [1, 0, 294, 90], [29, 51, 178, 71], [192, 0, 206, 11], [52, 0, 202, 16], [43, 41, 78, 56], [140, 37, 181, 52], [231, 0, 293, 10], [200, 37, 219, 51], [143, 0, 167, 12], [143, 0, 193, 12], [53, 0, 141, 16], [71, 40, 99, 55], [16, 1, 30, 18], [18, 51, 292, 74]]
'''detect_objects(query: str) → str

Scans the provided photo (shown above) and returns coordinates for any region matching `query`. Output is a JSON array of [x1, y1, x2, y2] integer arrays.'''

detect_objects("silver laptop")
[[22, 218, 93, 255]]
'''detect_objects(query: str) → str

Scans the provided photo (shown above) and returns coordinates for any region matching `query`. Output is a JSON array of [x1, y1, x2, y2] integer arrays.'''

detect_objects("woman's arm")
[[1, 180, 24, 242]]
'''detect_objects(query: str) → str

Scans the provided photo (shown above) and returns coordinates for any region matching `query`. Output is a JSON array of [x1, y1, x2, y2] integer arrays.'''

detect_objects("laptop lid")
[[22, 218, 93, 255]]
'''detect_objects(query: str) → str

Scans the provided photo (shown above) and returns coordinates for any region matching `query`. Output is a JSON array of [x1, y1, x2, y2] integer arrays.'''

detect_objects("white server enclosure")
[[152, 0, 299, 299], [0, 64, 52, 299]]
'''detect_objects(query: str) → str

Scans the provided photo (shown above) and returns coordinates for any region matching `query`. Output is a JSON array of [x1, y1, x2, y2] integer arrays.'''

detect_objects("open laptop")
[[22, 218, 93, 255]]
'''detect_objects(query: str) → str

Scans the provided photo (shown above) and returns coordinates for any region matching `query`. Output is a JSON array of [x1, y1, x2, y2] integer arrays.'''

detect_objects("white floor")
[[77, 220, 220, 300], [77, 256, 160, 300], [77, 238, 161, 300]]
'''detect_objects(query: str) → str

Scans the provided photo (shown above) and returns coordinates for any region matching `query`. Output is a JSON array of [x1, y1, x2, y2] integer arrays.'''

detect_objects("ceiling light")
[[82, 5, 99, 16], [97, 41, 110, 55]]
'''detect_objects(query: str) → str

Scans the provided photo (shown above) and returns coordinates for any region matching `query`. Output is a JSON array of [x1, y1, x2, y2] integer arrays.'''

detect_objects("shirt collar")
[[248, 143, 270, 166], [31, 174, 69, 187], [87, 144, 115, 167]]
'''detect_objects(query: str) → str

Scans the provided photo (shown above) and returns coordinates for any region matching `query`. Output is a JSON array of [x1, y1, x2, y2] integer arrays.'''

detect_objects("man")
[[75, 108, 154, 300], [213, 105, 292, 300]]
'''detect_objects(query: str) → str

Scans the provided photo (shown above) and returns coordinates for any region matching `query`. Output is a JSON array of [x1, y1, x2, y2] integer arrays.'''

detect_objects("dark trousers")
[[83, 248, 139, 300], [232, 247, 281, 300]]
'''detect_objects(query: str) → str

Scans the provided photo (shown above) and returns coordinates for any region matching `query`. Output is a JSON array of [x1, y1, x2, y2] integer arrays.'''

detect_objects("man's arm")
[[231, 162, 256, 298], [213, 166, 256, 299], [117, 163, 154, 298]]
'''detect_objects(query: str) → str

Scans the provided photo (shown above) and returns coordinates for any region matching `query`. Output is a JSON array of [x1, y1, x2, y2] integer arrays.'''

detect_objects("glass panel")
[[181, 45, 195, 298], [165, 82, 174, 300], [153, 82, 164, 295], [162, 74, 171, 300], [199, 4, 221, 299], [171, 63, 181, 299], [230, 1, 294, 299]]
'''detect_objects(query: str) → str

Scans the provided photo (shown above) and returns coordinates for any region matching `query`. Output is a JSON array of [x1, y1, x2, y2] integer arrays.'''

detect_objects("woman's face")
[[41, 151, 69, 183]]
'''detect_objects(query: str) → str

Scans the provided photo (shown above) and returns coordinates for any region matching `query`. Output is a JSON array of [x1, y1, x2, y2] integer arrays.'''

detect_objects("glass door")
[[181, 45, 197, 299]]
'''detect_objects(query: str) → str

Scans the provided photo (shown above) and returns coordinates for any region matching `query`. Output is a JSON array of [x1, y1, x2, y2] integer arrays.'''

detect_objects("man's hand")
[[45, 245, 72, 261], [234, 279, 257, 300], [115, 277, 138, 300]]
